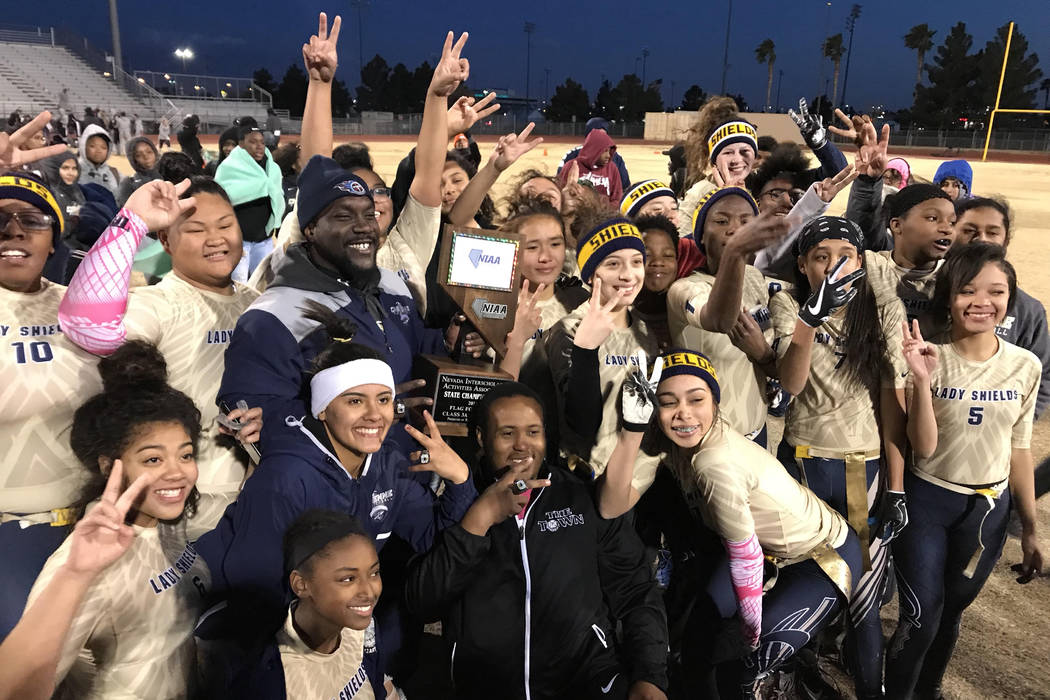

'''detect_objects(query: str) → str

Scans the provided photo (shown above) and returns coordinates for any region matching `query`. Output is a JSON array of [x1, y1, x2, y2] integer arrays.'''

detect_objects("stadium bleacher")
[[0, 31, 270, 130]]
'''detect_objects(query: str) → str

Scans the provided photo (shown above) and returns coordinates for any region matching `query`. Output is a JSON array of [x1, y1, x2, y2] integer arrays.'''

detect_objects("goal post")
[[981, 21, 1050, 160]]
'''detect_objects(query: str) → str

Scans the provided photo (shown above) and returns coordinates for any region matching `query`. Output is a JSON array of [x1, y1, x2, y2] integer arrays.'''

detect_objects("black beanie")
[[885, 184, 952, 221]]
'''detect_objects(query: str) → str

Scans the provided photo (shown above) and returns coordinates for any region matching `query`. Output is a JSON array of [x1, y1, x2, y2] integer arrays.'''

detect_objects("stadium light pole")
[[524, 22, 535, 110], [720, 0, 733, 94], [108, 0, 123, 77], [641, 48, 650, 86], [817, 1, 831, 100], [351, 0, 368, 89], [174, 48, 193, 73], [840, 4, 862, 108]]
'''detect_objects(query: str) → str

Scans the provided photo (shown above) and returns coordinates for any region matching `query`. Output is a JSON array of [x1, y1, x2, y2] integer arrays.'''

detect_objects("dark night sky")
[[7, 1, 1049, 112]]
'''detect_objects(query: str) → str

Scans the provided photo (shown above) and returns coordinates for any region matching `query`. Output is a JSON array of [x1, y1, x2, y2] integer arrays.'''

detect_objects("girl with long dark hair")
[[769, 215, 909, 699], [885, 242, 1043, 698]]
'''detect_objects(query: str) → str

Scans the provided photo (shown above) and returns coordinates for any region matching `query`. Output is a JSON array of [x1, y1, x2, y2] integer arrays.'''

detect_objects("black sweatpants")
[[884, 472, 1010, 699]]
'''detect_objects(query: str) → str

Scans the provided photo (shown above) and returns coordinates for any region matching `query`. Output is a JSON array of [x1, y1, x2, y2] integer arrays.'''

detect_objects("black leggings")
[[885, 472, 1010, 699], [706, 532, 863, 693]]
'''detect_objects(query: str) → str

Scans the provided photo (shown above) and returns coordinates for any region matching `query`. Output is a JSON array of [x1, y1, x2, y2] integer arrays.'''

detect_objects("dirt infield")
[[112, 137, 1050, 697]]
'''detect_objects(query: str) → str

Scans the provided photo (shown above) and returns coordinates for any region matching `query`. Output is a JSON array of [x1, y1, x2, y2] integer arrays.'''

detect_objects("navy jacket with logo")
[[196, 415, 477, 614], [218, 243, 448, 452], [404, 465, 668, 699]]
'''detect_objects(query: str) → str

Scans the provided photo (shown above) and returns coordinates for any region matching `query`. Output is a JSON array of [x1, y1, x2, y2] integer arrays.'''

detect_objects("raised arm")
[[447, 122, 542, 226], [0, 463, 153, 700], [901, 320, 939, 458], [298, 12, 341, 168], [700, 211, 790, 332], [58, 180, 195, 355]]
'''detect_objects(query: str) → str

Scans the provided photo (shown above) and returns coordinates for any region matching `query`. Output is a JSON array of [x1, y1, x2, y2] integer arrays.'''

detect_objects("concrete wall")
[[644, 111, 800, 145]]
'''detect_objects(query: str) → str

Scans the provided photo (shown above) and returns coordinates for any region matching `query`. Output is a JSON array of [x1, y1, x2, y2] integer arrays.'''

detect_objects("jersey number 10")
[[11, 341, 54, 364]]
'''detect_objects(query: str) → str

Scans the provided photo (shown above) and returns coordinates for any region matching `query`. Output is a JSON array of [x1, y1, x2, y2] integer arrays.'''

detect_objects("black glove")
[[881, 490, 909, 542], [798, 256, 865, 328], [789, 97, 827, 150]]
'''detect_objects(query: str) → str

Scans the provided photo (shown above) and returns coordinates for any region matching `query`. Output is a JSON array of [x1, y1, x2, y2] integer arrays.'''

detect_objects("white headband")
[[310, 359, 396, 418]]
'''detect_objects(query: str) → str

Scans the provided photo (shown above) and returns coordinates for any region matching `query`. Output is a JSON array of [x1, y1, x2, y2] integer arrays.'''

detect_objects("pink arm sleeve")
[[57, 209, 149, 356], [726, 533, 764, 647]]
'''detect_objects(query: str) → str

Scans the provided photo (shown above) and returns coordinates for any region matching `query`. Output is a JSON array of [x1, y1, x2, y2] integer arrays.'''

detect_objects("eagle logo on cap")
[[336, 179, 367, 196]]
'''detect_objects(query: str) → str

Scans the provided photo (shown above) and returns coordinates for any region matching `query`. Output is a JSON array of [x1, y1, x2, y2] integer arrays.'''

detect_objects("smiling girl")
[[885, 242, 1043, 698], [770, 216, 909, 699], [58, 177, 263, 502], [0, 341, 219, 699], [601, 349, 863, 696], [545, 215, 660, 478]]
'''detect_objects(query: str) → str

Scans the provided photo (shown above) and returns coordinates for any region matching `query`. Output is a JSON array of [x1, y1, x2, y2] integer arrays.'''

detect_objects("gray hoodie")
[[78, 123, 121, 196], [995, 286, 1050, 419]]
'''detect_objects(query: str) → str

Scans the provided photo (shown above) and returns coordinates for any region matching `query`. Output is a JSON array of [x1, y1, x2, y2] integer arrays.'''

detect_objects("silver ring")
[[511, 479, 529, 495], [418, 449, 430, 465], [395, 399, 407, 418]]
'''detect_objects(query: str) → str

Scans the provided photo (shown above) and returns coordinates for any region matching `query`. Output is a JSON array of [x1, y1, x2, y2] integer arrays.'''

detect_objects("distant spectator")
[[557, 117, 631, 192], [215, 127, 285, 281], [133, 114, 143, 138], [331, 141, 372, 171], [115, 112, 132, 155], [177, 114, 204, 169], [205, 125, 240, 177], [264, 107, 282, 149], [158, 116, 171, 148], [77, 123, 120, 196], [271, 141, 301, 221], [57, 88, 71, 113], [39, 150, 85, 239], [557, 128, 623, 206], [116, 136, 161, 207], [157, 151, 198, 184]]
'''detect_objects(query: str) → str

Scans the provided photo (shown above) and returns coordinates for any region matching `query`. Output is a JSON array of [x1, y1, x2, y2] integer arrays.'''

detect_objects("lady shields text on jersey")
[[932, 386, 1021, 402]]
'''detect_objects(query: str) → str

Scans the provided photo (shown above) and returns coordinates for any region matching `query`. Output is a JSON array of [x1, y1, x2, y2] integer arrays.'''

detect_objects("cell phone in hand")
[[219, 400, 262, 464]]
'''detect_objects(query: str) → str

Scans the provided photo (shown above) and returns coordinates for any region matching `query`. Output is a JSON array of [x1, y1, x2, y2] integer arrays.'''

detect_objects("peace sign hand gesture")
[[573, 277, 622, 350], [123, 178, 197, 232], [901, 319, 938, 383], [302, 12, 341, 83], [492, 123, 544, 172], [65, 460, 155, 578], [0, 111, 66, 170], [404, 410, 470, 484], [813, 163, 858, 204], [827, 109, 872, 146], [622, 350, 664, 432], [798, 255, 865, 328], [447, 92, 500, 137], [508, 279, 545, 345], [430, 32, 470, 97]]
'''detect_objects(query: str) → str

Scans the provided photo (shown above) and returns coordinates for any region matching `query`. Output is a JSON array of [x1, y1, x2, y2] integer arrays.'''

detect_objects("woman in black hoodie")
[[40, 150, 86, 240], [116, 136, 160, 206]]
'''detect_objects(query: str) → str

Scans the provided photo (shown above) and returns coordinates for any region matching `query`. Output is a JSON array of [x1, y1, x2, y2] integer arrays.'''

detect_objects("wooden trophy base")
[[412, 355, 513, 436]]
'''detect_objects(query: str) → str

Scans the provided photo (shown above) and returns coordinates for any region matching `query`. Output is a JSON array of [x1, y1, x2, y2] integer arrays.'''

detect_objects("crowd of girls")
[[0, 9, 1046, 700]]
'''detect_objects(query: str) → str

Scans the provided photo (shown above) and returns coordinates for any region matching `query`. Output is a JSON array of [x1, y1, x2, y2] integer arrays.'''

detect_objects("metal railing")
[[831, 127, 1050, 153], [132, 71, 272, 108], [0, 25, 53, 45]]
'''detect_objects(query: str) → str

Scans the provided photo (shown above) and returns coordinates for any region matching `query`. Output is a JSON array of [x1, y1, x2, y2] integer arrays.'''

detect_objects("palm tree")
[[755, 39, 776, 111], [1041, 78, 1050, 109], [904, 24, 936, 88], [823, 34, 845, 107]]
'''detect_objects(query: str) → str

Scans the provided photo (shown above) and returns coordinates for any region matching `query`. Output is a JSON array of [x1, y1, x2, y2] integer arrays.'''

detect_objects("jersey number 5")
[[967, 406, 984, 426], [11, 341, 54, 364]]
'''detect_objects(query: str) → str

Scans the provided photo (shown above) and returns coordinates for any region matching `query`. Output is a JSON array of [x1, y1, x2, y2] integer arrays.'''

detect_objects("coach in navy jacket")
[[218, 157, 449, 451]]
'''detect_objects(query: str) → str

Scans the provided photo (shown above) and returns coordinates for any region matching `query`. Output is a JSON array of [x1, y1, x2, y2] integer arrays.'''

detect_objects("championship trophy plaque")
[[413, 225, 521, 436]]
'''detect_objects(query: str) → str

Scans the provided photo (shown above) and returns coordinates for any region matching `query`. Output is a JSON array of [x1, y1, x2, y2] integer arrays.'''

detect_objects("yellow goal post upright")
[[981, 21, 1050, 161]]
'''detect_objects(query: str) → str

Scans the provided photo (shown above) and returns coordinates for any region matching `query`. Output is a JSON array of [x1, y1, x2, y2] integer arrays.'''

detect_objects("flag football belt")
[[794, 445, 880, 571], [1, 507, 76, 527], [912, 469, 1009, 578], [764, 539, 853, 601]]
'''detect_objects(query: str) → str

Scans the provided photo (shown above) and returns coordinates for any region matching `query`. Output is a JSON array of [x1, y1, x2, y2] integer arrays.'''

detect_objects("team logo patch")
[[370, 488, 394, 521], [336, 179, 368, 196], [471, 297, 508, 319], [538, 507, 585, 532], [468, 248, 501, 267]]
